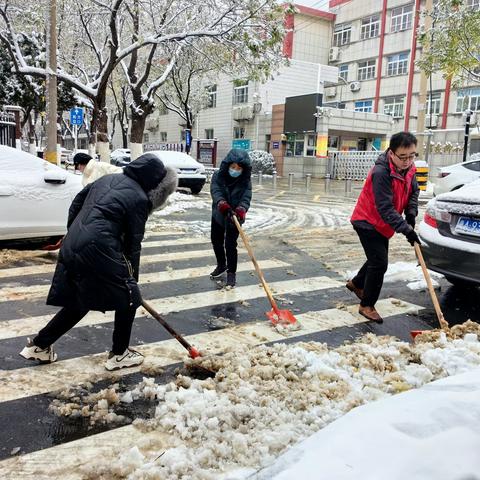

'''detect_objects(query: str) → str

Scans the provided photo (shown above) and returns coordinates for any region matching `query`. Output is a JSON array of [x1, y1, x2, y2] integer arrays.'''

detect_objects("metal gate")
[[328, 151, 378, 180], [0, 112, 16, 148]]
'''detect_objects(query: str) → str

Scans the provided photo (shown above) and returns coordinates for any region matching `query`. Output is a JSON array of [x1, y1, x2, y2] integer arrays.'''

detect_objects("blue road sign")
[[185, 129, 192, 149], [70, 108, 84, 125], [232, 139, 251, 150]]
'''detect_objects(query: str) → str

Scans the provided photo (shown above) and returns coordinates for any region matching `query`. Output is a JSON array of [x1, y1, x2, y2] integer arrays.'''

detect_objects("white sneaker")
[[19, 338, 57, 363], [105, 348, 144, 371]]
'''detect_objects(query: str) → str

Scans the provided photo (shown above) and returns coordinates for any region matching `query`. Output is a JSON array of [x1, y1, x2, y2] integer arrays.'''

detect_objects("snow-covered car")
[[149, 150, 206, 194], [419, 179, 480, 287], [111, 148, 131, 160], [110, 154, 131, 167], [0, 146, 82, 242], [433, 157, 480, 195]]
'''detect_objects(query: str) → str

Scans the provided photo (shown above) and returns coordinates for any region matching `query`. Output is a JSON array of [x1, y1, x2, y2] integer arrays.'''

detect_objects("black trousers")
[[34, 306, 137, 355], [211, 218, 240, 273], [352, 226, 389, 307]]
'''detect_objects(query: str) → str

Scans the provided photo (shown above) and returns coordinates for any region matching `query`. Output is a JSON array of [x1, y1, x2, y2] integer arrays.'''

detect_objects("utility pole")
[[416, 0, 434, 160], [463, 109, 472, 163], [44, 0, 58, 165]]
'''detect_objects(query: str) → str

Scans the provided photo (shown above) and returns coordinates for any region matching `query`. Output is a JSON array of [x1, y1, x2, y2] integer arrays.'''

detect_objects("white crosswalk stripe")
[[0, 259, 289, 304], [0, 298, 422, 403], [0, 275, 341, 340]]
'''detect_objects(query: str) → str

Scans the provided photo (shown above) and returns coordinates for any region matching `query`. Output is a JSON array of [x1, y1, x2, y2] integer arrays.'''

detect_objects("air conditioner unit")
[[329, 47, 340, 63], [325, 86, 337, 98], [233, 105, 254, 121], [349, 81, 361, 92]]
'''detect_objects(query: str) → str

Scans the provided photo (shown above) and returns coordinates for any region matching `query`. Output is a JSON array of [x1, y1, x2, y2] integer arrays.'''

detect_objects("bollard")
[[272, 170, 277, 190], [288, 172, 294, 190], [345, 177, 352, 194], [258, 171, 263, 186], [324, 173, 331, 193], [305, 173, 312, 191]]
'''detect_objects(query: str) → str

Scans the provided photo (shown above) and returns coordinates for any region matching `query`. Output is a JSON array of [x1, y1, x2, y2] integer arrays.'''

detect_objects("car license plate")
[[455, 216, 480, 237]]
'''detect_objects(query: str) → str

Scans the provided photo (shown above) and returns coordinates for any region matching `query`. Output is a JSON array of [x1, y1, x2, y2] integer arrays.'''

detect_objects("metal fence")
[[328, 151, 378, 180], [0, 112, 16, 148]]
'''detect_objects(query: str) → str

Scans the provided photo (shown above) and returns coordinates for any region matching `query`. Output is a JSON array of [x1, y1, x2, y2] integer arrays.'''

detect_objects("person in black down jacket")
[[210, 149, 252, 287], [20, 153, 178, 370]]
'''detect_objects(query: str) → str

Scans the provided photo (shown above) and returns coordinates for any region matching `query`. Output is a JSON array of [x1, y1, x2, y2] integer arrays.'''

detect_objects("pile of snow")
[[248, 150, 275, 175], [150, 191, 210, 218], [346, 261, 444, 291], [80, 324, 480, 479]]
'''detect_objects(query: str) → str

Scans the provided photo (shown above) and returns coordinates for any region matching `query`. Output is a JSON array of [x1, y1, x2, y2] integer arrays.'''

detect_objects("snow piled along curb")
[[78, 324, 480, 479]]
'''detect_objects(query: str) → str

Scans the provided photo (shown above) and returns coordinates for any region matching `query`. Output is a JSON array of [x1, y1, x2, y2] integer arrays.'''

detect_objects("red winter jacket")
[[351, 153, 419, 238]]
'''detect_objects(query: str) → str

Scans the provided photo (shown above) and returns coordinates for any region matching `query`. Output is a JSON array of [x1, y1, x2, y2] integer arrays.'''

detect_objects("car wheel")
[[190, 186, 203, 195], [445, 275, 477, 288]]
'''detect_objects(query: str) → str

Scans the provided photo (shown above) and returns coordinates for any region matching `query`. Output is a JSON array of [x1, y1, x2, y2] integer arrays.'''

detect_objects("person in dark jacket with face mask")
[[210, 149, 252, 287], [348, 131, 420, 323], [20, 153, 178, 370]]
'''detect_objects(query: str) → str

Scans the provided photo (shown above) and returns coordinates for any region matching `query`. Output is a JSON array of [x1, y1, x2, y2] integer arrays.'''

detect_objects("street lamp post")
[[463, 108, 473, 163]]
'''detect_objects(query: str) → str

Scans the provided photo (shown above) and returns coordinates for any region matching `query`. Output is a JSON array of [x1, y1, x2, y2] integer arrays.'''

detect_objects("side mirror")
[[44, 170, 67, 184]]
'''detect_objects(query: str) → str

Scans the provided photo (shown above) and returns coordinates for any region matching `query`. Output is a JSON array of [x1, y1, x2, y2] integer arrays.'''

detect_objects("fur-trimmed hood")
[[148, 166, 178, 212]]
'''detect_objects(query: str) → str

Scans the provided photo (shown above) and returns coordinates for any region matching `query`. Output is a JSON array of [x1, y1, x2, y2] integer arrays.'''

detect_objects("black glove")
[[405, 213, 416, 229], [406, 229, 420, 246]]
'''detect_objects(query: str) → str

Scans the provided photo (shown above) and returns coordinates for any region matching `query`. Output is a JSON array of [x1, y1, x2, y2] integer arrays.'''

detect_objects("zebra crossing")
[[0, 228, 427, 478]]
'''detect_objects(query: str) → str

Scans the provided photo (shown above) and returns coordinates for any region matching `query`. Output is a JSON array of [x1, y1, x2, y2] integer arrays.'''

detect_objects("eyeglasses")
[[392, 152, 419, 161]]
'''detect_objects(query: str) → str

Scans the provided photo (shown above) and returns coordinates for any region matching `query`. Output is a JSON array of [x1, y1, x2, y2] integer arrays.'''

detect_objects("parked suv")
[[419, 179, 480, 287]]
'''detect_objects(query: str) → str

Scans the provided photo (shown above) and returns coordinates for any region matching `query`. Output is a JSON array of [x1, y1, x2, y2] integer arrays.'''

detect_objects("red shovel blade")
[[410, 330, 424, 340], [266, 308, 298, 326], [188, 347, 202, 359]]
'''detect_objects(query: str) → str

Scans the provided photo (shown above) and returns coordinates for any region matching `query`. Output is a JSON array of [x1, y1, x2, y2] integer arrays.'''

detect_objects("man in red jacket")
[[347, 131, 420, 323]]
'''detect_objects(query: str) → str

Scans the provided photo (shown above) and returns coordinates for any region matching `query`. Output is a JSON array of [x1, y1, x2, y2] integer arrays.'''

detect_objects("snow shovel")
[[141, 299, 202, 359], [410, 242, 449, 339], [232, 215, 299, 328]]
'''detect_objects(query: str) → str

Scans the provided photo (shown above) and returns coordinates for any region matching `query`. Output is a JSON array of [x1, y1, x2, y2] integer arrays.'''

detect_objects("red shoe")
[[346, 280, 364, 300], [359, 306, 383, 323]]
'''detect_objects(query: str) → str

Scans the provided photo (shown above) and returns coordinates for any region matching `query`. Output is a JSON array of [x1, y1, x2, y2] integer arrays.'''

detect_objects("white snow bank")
[[259, 367, 480, 480], [346, 261, 443, 291], [150, 191, 210, 217], [84, 325, 480, 479]]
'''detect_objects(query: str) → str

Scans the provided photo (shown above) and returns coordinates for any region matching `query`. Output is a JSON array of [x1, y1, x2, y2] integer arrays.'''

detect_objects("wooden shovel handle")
[[414, 242, 449, 330], [232, 215, 279, 312]]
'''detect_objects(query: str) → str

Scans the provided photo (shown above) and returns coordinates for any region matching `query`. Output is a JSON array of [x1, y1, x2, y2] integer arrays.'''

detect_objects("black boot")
[[226, 272, 236, 287], [210, 265, 227, 279]]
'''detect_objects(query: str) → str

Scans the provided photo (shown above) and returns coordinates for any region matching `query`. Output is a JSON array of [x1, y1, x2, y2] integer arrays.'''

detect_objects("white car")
[[0, 146, 83, 242], [149, 150, 207, 194], [111, 148, 131, 160], [419, 179, 480, 287], [433, 157, 480, 195]]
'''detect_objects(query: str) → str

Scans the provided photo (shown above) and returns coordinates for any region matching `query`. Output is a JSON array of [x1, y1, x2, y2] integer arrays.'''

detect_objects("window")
[[323, 101, 346, 109], [391, 4, 413, 32], [354, 100, 373, 113], [233, 126, 245, 139], [233, 79, 248, 105], [294, 134, 305, 156], [456, 89, 480, 112], [205, 128, 214, 139], [143, 133, 149, 143], [384, 96, 405, 118], [426, 92, 441, 115], [333, 23, 351, 46], [180, 130, 186, 141], [464, 161, 480, 172], [361, 15, 380, 40], [206, 85, 217, 108], [387, 53, 409, 76], [468, 0, 479, 10], [339, 64, 349, 82], [160, 131, 167, 142], [358, 60, 376, 81], [305, 134, 316, 157]]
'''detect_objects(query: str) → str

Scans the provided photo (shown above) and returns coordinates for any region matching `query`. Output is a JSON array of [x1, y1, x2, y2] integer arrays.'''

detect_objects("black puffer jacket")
[[47, 154, 177, 312], [210, 149, 252, 225]]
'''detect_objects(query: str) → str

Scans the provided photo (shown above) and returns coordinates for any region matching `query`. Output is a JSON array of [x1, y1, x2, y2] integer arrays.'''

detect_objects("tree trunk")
[[130, 110, 146, 160], [28, 112, 37, 155]]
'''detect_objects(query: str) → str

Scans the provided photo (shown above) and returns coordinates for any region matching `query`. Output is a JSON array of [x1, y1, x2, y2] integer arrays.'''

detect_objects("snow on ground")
[[258, 366, 480, 480], [67, 323, 480, 480], [346, 261, 443, 291], [152, 192, 211, 217]]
